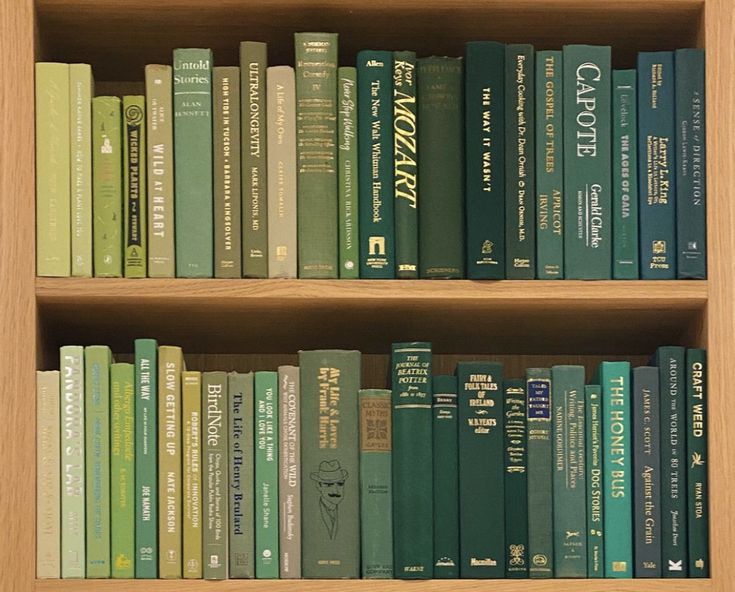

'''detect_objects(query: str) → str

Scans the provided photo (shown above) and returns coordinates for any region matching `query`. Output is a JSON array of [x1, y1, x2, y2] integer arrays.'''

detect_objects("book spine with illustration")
[[123, 95, 147, 278]]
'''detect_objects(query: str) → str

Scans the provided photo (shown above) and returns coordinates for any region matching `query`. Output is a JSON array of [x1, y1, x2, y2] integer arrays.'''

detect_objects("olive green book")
[[337, 67, 359, 278], [255, 371, 279, 578], [182, 371, 202, 578], [278, 366, 301, 578], [123, 95, 147, 278]]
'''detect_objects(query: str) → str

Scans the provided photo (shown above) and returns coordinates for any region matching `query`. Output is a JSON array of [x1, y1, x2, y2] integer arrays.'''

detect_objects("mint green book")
[[585, 384, 604, 577], [173, 48, 214, 277], [123, 95, 147, 277], [255, 371, 279, 578], [338, 67, 359, 278], [85, 346, 112, 578]]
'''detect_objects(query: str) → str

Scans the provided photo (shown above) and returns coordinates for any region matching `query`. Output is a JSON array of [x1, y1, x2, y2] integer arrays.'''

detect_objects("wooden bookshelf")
[[2, 0, 734, 590]]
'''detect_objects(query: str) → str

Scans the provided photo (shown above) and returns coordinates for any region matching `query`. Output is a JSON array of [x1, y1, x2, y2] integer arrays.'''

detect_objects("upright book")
[[255, 371, 279, 578], [585, 384, 604, 577], [37, 371, 61, 578], [278, 366, 301, 578], [182, 371, 202, 579], [504, 378, 528, 577], [123, 95, 147, 278], [337, 67, 359, 278]]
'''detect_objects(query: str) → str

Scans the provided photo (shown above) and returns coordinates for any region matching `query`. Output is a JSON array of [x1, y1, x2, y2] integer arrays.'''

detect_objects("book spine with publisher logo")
[[504, 378, 528, 578], [255, 371, 279, 578], [585, 384, 604, 577], [123, 95, 147, 278], [182, 371, 202, 578], [278, 366, 301, 578], [687, 349, 708, 576]]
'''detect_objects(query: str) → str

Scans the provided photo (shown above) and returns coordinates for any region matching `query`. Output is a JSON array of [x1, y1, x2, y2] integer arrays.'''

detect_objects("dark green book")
[[393, 51, 418, 278], [563, 45, 612, 279], [505, 44, 535, 278], [418, 57, 464, 278], [337, 67, 359, 278], [465, 41, 505, 279], [123, 95, 147, 278], [392, 342, 433, 578], [357, 50, 395, 278], [457, 361, 504, 577], [585, 384, 603, 577], [535, 50, 563, 279], [504, 379, 528, 578], [432, 375, 459, 578], [254, 371, 278, 578]]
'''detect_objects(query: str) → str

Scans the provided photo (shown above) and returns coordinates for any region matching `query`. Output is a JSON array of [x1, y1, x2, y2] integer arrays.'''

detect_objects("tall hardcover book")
[[295, 33, 339, 278], [37, 371, 61, 578], [123, 95, 147, 278], [278, 366, 301, 578], [255, 371, 279, 578], [585, 384, 603, 577], [357, 50, 395, 278], [173, 47, 213, 277], [36, 62, 71, 277], [457, 361, 504, 577], [337, 67, 359, 278], [359, 389, 393, 578], [504, 379, 528, 577], [182, 371, 202, 578], [300, 350, 361, 577]]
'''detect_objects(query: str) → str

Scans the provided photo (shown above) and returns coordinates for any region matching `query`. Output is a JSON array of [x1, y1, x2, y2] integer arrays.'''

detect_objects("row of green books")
[[37, 340, 708, 579], [35, 36, 706, 281]]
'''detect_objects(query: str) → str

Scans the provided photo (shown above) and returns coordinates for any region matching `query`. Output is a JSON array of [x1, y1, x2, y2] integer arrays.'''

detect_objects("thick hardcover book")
[[504, 378, 528, 578], [60, 345, 85, 578], [393, 50, 418, 278], [229, 372, 255, 578], [36, 62, 71, 277], [359, 389, 393, 578], [299, 350, 361, 577], [85, 345, 112, 578], [145, 65, 175, 277], [278, 366, 301, 578], [37, 371, 61, 578], [173, 48, 213, 277], [295, 33, 339, 278], [638, 52, 676, 279], [213, 66, 242, 278], [535, 50, 563, 279], [357, 50, 395, 278], [182, 371, 202, 578], [267, 66, 298, 278], [457, 361, 504, 577], [676, 49, 707, 279], [92, 96, 123, 277], [432, 375, 459, 578], [526, 368, 553, 578], [505, 44, 535, 278], [255, 371, 279, 578], [123, 95, 147, 278], [585, 384, 603, 577], [337, 67, 359, 278], [392, 343, 433, 577]]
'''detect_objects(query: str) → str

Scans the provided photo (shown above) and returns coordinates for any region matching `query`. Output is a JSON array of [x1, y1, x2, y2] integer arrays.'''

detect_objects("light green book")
[[255, 371, 278, 578], [123, 95, 147, 277], [337, 67, 359, 278], [182, 371, 202, 578]]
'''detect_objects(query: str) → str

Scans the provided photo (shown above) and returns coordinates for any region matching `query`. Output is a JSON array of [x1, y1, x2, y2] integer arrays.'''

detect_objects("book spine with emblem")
[[504, 378, 528, 578], [278, 366, 301, 578], [337, 67, 359, 278], [37, 371, 61, 578], [585, 384, 604, 577], [255, 371, 279, 578], [123, 95, 147, 278], [182, 371, 202, 578]]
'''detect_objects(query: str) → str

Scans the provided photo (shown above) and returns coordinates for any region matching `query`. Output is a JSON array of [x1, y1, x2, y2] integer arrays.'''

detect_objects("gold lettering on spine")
[[393, 60, 417, 208]]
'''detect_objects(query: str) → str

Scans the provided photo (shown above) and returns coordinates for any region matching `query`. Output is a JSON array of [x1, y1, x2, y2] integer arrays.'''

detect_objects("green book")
[[505, 44, 535, 278], [278, 365, 300, 577], [551, 365, 586, 577], [535, 50, 564, 279], [92, 96, 123, 277], [295, 33, 339, 278], [299, 350, 361, 577], [359, 389, 393, 578], [69, 63, 93, 277], [504, 379, 528, 577], [182, 371, 202, 579], [563, 45, 612, 279], [357, 50, 395, 278], [393, 51, 418, 278], [585, 384, 604, 577], [135, 339, 158, 577], [255, 371, 278, 578], [60, 345, 85, 578], [173, 48, 213, 277], [432, 375, 459, 578], [36, 62, 71, 277], [337, 67, 359, 278], [418, 57, 464, 279], [111, 363, 135, 578], [612, 69, 639, 279], [123, 95, 147, 278], [457, 361, 504, 577], [526, 368, 553, 578]]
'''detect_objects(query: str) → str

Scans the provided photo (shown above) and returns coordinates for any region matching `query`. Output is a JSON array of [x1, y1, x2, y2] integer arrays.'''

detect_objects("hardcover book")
[[255, 371, 279, 578], [182, 371, 202, 579], [504, 379, 528, 578], [337, 67, 359, 278], [278, 366, 301, 578], [37, 371, 61, 578], [123, 95, 147, 278], [585, 384, 604, 577]]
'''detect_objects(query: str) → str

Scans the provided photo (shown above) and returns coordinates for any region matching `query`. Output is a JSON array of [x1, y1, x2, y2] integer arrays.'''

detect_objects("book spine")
[[174, 47, 213, 277], [504, 378, 528, 578], [638, 52, 676, 279], [255, 371, 279, 578], [69, 64, 93, 277], [267, 66, 298, 278], [676, 49, 707, 279], [359, 389, 394, 578], [213, 66, 242, 278], [295, 33, 339, 278], [123, 95, 147, 278], [337, 67, 360, 278], [612, 69, 639, 279], [92, 96, 123, 277], [278, 366, 301, 577], [393, 50, 418, 278], [535, 50, 564, 279], [36, 62, 71, 277], [357, 50, 396, 278], [457, 361, 504, 577], [37, 371, 61, 578], [182, 371, 202, 578], [585, 384, 604, 577]]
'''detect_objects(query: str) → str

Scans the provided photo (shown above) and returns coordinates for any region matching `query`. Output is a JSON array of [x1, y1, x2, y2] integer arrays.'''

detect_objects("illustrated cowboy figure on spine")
[[311, 459, 349, 540]]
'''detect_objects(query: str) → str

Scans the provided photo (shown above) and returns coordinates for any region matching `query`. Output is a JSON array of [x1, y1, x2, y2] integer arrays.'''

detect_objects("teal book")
[[612, 70, 639, 279], [432, 375, 459, 578], [585, 384, 604, 577], [465, 41, 505, 279], [599, 361, 633, 578], [357, 50, 395, 278], [254, 371, 278, 578], [638, 52, 676, 279], [173, 48, 213, 277], [337, 67, 360, 278], [504, 379, 528, 578], [392, 342, 433, 578], [535, 50, 564, 279], [563, 45, 612, 279]]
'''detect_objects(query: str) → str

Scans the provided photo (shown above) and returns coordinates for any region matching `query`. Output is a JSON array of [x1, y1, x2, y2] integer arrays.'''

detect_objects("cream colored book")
[[37, 371, 60, 578]]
